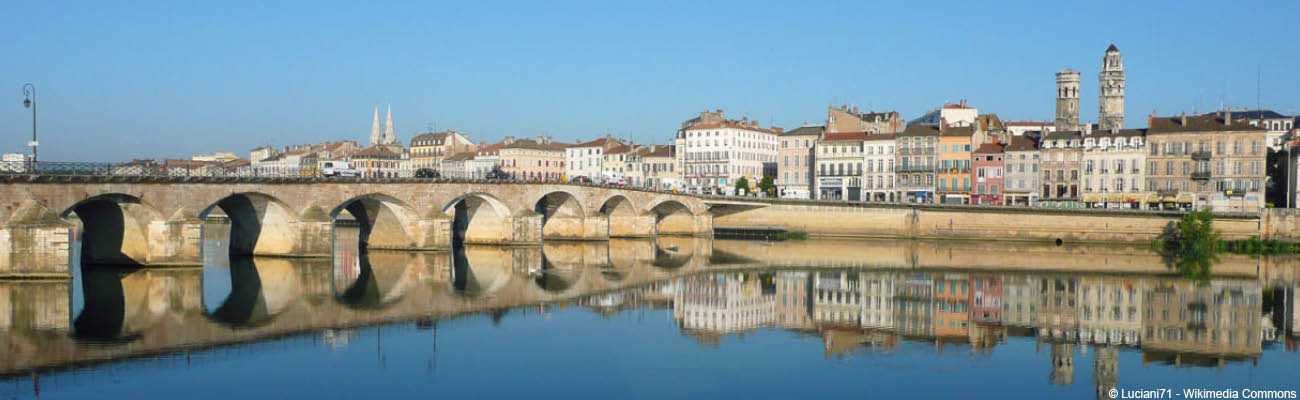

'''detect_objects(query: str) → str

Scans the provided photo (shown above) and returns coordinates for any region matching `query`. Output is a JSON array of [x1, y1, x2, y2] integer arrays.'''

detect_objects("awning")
[[1162, 196, 1177, 202], [1147, 194, 1161, 203], [1127, 195, 1145, 203], [1106, 194, 1124, 202], [1082, 194, 1101, 202], [1177, 194, 1195, 203]]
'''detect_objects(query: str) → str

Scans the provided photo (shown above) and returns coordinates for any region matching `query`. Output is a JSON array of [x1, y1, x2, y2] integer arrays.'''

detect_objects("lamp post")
[[21, 83, 37, 172]]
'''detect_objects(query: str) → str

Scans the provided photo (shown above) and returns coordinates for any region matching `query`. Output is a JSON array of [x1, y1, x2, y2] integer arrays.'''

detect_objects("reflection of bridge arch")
[[199, 192, 300, 256], [331, 193, 421, 251], [534, 190, 587, 240], [207, 256, 304, 328], [449, 246, 514, 299], [62, 193, 164, 265], [647, 199, 697, 236], [444, 193, 512, 245]]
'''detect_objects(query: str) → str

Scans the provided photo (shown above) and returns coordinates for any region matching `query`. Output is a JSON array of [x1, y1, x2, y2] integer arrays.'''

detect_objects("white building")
[[1004, 121, 1057, 137], [565, 136, 623, 181], [864, 134, 896, 202], [675, 109, 781, 195]]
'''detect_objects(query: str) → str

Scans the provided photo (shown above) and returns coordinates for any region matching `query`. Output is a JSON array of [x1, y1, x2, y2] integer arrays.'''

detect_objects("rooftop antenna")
[[1257, 64, 1262, 112]]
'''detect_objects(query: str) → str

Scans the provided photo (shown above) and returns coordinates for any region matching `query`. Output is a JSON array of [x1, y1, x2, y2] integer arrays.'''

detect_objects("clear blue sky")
[[1, 1, 1296, 161]]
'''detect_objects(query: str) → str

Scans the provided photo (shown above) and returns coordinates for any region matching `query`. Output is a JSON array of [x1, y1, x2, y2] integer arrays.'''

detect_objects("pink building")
[[971, 142, 1006, 205]]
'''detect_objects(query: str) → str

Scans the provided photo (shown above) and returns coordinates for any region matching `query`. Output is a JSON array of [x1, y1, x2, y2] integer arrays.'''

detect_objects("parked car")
[[415, 168, 440, 178], [321, 161, 359, 177], [486, 167, 511, 180], [571, 176, 592, 184]]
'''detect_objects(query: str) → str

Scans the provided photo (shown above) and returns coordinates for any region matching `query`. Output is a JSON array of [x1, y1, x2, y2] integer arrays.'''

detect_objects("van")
[[321, 161, 359, 177]]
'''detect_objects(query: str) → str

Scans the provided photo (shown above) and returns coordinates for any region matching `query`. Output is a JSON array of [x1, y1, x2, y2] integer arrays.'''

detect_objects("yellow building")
[[937, 126, 973, 204], [409, 129, 476, 171], [500, 137, 568, 181]]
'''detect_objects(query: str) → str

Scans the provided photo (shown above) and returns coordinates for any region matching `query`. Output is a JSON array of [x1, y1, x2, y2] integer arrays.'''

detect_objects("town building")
[[673, 273, 776, 334], [894, 273, 934, 338], [777, 125, 822, 199], [190, 152, 240, 162], [1003, 136, 1042, 206], [774, 271, 814, 330], [814, 132, 867, 200], [970, 275, 1001, 325], [601, 144, 636, 184], [675, 109, 781, 195], [350, 144, 407, 178], [827, 105, 905, 134], [933, 273, 970, 339], [1000, 274, 1038, 328], [1080, 129, 1148, 209], [1038, 275, 1080, 342], [896, 124, 940, 203], [937, 127, 974, 204], [628, 145, 676, 189], [438, 151, 478, 179], [861, 271, 895, 330], [971, 142, 1006, 205], [565, 135, 624, 181], [910, 101, 978, 128], [409, 129, 476, 171], [863, 133, 896, 202], [1146, 112, 1267, 213], [1040, 130, 1084, 208], [1232, 109, 1295, 150], [500, 137, 567, 181], [1141, 280, 1262, 362], [1098, 44, 1126, 131], [1077, 276, 1142, 346]]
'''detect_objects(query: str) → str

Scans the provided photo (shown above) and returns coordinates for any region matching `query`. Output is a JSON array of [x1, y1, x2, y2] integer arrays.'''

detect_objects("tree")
[[735, 176, 749, 195], [1155, 208, 1220, 284], [758, 176, 775, 196]]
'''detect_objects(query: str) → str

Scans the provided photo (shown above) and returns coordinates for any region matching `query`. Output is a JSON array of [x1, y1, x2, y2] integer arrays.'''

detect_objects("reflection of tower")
[[1055, 69, 1081, 131], [1093, 346, 1118, 400], [1098, 44, 1125, 131], [1050, 342, 1075, 385]]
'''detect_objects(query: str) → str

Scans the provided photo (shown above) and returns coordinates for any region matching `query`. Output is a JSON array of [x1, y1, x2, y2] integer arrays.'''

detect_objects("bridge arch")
[[199, 192, 299, 256], [62, 193, 164, 265], [599, 194, 649, 238], [647, 199, 698, 236], [336, 251, 421, 310], [449, 245, 513, 299], [331, 193, 421, 251], [533, 190, 587, 240], [444, 193, 512, 245], [206, 256, 303, 327]]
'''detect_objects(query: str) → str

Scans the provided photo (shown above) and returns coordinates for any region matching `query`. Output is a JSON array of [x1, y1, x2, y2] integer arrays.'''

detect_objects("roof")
[[1004, 136, 1039, 152], [1043, 130, 1083, 140], [973, 142, 1005, 154], [684, 121, 782, 134], [1225, 109, 1288, 120], [1148, 112, 1264, 134], [410, 131, 447, 142], [864, 133, 896, 141], [640, 145, 672, 158], [820, 132, 870, 142], [571, 137, 620, 148], [1086, 128, 1147, 138], [443, 152, 476, 161], [352, 144, 404, 158], [503, 138, 565, 151], [605, 145, 635, 154], [941, 126, 974, 137], [781, 125, 824, 137], [1107, 43, 1119, 52], [900, 124, 941, 136]]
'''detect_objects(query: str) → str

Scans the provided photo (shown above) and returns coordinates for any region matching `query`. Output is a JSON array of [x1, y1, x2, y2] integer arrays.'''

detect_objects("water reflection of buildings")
[[673, 273, 776, 344]]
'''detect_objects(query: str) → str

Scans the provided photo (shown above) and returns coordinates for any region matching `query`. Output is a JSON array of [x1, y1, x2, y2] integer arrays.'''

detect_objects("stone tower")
[[1055, 69, 1081, 131], [370, 107, 383, 146], [1098, 44, 1125, 131], [383, 105, 397, 145]]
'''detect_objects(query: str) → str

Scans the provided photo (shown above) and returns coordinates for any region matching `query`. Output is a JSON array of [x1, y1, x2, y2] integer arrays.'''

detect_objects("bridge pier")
[[145, 209, 204, 265], [656, 213, 714, 237], [0, 201, 72, 278], [609, 214, 656, 238]]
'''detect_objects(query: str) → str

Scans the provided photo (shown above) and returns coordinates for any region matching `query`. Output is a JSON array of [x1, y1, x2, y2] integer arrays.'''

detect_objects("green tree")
[[1156, 208, 1220, 284], [758, 176, 775, 196], [735, 176, 750, 195]]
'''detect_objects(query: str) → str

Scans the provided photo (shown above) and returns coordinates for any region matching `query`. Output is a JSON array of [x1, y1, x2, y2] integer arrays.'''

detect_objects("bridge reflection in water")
[[4, 227, 1300, 397]]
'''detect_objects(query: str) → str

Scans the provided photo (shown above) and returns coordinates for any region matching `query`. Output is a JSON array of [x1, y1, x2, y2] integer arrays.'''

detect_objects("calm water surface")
[[3, 224, 1300, 399]]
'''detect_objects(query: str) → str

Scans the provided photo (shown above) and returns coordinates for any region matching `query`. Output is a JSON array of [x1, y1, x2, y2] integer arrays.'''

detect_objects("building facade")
[[814, 132, 867, 200], [864, 134, 896, 202], [565, 136, 623, 181], [409, 129, 476, 171], [1080, 129, 1147, 209], [777, 125, 822, 199], [1040, 130, 1083, 208], [896, 125, 940, 203], [501, 137, 567, 181], [937, 127, 974, 204], [971, 142, 1006, 205], [1146, 112, 1268, 213], [827, 105, 905, 134], [676, 109, 781, 195], [1003, 136, 1042, 206]]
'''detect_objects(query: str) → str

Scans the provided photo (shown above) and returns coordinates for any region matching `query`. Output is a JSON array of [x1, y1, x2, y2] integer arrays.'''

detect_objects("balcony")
[[1191, 151, 1212, 161], [897, 164, 934, 173], [1191, 171, 1211, 180]]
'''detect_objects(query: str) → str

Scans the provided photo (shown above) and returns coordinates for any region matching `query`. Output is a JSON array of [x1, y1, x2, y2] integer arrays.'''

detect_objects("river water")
[[3, 224, 1300, 399]]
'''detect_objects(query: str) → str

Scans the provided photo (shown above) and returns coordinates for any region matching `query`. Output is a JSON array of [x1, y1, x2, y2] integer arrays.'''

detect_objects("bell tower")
[[1055, 69, 1081, 131], [1098, 44, 1125, 131]]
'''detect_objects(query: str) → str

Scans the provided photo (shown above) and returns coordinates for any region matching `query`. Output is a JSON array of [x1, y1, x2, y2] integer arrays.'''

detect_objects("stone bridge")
[[0, 177, 714, 275]]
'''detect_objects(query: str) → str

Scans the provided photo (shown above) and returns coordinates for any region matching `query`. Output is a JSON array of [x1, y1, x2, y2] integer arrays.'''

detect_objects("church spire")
[[370, 106, 382, 146], [384, 104, 396, 144]]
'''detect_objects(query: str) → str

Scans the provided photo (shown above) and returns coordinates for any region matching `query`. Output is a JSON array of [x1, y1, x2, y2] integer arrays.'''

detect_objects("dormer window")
[[1085, 138, 1095, 147]]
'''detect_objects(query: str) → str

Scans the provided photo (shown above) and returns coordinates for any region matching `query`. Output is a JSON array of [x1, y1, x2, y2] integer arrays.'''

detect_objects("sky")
[[1, 0, 1297, 161]]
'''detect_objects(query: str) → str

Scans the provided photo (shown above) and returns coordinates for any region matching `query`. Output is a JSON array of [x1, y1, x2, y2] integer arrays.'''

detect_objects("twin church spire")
[[369, 105, 399, 146]]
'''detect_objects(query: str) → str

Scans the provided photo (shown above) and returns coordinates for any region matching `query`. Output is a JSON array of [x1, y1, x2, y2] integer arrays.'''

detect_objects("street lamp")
[[21, 83, 37, 172]]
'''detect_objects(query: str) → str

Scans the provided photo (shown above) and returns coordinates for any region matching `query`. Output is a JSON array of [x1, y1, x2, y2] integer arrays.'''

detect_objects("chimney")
[[852, 105, 859, 114], [1225, 110, 1232, 124], [1180, 112, 1187, 126], [537, 135, 544, 143], [505, 136, 515, 144]]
